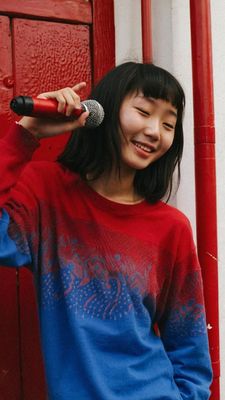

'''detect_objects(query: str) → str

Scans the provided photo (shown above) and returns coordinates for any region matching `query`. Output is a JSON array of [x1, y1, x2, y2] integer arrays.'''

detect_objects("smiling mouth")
[[132, 140, 154, 153]]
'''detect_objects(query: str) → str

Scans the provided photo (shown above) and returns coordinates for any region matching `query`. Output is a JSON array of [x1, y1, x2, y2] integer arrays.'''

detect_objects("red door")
[[0, 2, 115, 399]]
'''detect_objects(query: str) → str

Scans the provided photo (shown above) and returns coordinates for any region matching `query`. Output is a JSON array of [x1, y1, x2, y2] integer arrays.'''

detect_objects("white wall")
[[114, 0, 224, 394], [114, 0, 196, 230], [151, 0, 196, 233], [114, 0, 142, 63]]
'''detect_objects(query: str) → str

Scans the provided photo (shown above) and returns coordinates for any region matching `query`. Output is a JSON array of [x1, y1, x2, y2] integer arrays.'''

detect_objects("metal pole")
[[189, 1, 220, 398], [141, 0, 152, 63]]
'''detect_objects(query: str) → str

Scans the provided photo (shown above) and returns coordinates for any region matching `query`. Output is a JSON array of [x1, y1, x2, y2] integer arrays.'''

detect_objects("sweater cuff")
[[4, 122, 40, 159]]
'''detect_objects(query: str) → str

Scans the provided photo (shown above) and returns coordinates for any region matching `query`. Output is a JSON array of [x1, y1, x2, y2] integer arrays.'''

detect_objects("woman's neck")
[[86, 170, 143, 204]]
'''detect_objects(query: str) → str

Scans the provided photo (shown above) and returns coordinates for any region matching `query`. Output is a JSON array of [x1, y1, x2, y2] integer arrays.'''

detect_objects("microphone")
[[10, 96, 104, 128]]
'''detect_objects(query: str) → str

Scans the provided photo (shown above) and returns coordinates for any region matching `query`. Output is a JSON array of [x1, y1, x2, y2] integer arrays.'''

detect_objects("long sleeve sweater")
[[0, 123, 212, 400]]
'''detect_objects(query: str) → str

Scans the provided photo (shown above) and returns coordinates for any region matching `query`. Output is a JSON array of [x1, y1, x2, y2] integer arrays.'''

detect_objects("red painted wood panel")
[[0, 0, 92, 24], [0, 16, 15, 133], [92, 0, 115, 84], [12, 18, 92, 161], [0, 270, 21, 400], [0, 16, 21, 400], [19, 269, 47, 400]]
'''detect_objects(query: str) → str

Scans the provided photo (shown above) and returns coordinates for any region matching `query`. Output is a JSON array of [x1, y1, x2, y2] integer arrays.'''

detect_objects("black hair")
[[58, 62, 185, 203]]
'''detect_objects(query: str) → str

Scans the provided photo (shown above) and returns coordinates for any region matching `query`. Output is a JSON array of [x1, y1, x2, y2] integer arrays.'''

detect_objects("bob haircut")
[[58, 62, 185, 203]]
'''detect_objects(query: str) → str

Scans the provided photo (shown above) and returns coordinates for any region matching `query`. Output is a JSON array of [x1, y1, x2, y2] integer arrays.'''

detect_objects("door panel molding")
[[0, 0, 92, 24]]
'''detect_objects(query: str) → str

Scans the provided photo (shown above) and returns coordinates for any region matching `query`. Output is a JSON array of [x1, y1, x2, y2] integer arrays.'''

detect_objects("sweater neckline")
[[78, 178, 164, 215]]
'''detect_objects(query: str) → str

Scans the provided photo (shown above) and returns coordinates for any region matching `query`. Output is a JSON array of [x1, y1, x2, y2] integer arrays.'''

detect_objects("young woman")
[[0, 62, 212, 399]]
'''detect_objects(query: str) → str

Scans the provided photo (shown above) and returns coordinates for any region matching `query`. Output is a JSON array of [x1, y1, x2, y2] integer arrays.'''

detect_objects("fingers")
[[38, 82, 87, 116], [71, 82, 86, 92], [61, 88, 80, 116]]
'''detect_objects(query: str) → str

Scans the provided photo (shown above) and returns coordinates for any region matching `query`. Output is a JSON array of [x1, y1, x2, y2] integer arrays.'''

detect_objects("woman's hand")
[[18, 82, 89, 139]]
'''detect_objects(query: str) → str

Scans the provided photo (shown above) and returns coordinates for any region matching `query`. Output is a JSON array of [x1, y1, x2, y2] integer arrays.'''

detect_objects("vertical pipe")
[[141, 0, 152, 63], [189, 1, 220, 398]]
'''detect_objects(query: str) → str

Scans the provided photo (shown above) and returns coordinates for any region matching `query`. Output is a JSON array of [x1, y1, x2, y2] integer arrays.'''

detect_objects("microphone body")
[[10, 96, 104, 128]]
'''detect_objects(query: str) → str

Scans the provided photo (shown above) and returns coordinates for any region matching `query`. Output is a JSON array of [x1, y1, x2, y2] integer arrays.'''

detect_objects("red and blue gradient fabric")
[[0, 124, 212, 400]]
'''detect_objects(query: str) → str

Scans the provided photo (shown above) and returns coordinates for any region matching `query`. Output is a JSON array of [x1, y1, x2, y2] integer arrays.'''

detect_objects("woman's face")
[[118, 92, 178, 172]]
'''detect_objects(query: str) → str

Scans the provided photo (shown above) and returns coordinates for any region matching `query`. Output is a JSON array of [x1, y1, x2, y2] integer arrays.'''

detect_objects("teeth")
[[134, 142, 152, 153]]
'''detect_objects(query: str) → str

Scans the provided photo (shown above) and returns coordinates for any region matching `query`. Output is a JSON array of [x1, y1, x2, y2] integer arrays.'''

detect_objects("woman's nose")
[[144, 119, 160, 141]]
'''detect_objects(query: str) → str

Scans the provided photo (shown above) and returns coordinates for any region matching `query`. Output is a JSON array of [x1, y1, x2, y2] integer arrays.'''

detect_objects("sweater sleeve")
[[0, 123, 40, 267], [158, 220, 213, 399]]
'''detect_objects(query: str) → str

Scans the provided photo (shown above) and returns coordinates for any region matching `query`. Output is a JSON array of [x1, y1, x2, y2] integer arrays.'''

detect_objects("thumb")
[[78, 110, 89, 127]]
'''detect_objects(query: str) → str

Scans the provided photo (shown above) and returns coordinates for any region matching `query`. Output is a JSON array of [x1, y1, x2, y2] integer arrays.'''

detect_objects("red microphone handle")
[[32, 98, 84, 117], [10, 96, 84, 118]]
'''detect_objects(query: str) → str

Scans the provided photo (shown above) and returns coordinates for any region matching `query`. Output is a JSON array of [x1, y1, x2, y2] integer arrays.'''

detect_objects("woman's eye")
[[164, 122, 175, 130], [136, 107, 150, 116]]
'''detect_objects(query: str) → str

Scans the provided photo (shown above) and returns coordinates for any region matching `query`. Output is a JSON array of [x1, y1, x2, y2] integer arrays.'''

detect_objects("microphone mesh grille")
[[83, 100, 104, 128]]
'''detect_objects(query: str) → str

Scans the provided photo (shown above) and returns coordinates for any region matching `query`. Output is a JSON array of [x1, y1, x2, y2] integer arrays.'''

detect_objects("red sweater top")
[[0, 123, 212, 400]]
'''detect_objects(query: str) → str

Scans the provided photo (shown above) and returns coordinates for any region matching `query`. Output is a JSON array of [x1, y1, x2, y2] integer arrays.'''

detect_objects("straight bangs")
[[127, 64, 184, 113]]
